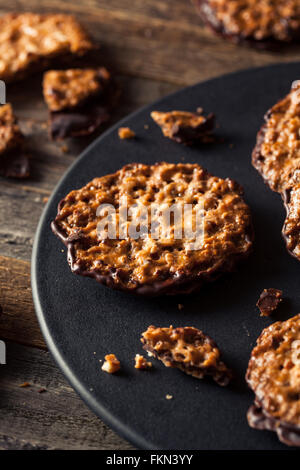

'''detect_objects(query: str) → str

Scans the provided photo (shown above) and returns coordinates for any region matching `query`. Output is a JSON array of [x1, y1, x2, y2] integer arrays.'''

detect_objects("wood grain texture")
[[1, 0, 300, 86], [0, 341, 134, 450]]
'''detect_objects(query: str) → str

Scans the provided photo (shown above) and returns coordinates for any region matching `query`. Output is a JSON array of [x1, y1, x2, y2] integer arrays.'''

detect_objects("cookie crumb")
[[178, 303, 184, 310], [166, 394, 173, 400], [19, 382, 31, 388], [134, 354, 152, 370], [144, 124, 149, 130], [43, 197, 49, 204], [151, 109, 214, 145], [101, 354, 120, 374], [118, 127, 135, 139]]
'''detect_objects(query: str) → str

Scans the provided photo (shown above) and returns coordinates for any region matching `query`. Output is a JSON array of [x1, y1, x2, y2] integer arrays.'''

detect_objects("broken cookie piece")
[[0, 104, 29, 179], [134, 354, 152, 370], [151, 110, 214, 145], [256, 288, 283, 317], [43, 68, 114, 140], [0, 13, 94, 83], [101, 354, 120, 374], [141, 325, 232, 386]]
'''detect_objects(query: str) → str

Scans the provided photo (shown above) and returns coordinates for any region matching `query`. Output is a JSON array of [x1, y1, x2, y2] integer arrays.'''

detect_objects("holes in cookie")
[[288, 392, 300, 401], [272, 337, 281, 349], [205, 221, 218, 236]]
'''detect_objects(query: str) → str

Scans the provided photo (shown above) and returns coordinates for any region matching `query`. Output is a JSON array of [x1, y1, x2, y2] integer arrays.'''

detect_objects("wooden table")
[[0, 0, 299, 451]]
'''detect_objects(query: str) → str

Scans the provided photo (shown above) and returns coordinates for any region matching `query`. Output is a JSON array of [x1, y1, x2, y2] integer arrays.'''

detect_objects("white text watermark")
[[96, 199, 205, 250]]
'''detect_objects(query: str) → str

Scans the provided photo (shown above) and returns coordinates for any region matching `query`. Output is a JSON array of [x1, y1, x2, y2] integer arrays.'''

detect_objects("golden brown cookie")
[[282, 182, 300, 260], [252, 81, 300, 193], [193, 0, 300, 48], [141, 325, 233, 385], [0, 13, 94, 83], [246, 314, 300, 446], [0, 104, 29, 179], [51, 162, 253, 295]]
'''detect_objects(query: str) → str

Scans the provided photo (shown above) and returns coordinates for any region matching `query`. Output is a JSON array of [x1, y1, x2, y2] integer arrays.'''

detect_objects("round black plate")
[[32, 63, 300, 450]]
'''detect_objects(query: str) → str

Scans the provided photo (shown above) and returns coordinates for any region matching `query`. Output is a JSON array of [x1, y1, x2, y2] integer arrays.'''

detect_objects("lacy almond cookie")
[[151, 110, 214, 145], [51, 162, 253, 295], [193, 0, 300, 48]]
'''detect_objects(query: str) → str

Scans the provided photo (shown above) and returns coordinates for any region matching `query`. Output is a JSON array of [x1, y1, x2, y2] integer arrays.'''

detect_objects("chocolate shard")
[[193, 0, 300, 50], [50, 105, 110, 140], [51, 162, 253, 296], [0, 13, 94, 84], [256, 288, 283, 317]]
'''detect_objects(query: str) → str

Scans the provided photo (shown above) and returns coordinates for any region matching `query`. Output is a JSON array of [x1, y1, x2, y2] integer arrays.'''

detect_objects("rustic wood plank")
[[0, 341, 134, 450], [0, 255, 45, 349], [1, 1, 299, 86], [0, 183, 49, 261]]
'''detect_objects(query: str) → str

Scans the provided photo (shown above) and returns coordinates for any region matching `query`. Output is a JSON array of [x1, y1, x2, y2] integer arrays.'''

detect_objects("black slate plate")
[[32, 63, 300, 450]]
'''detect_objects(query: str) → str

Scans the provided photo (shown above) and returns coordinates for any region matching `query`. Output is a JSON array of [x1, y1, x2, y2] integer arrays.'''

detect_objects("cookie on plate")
[[0, 13, 94, 83], [43, 68, 115, 139], [193, 0, 300, 48], [51, 162, 253, 295], [151, 110, 214, 145], [141, 325, 233, 385], [0, 104, 29, 179], [252, 81, 300, 193], [246, 314, 300, 446]]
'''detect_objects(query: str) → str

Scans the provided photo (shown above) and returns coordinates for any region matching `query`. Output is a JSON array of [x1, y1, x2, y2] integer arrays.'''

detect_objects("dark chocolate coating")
[[248, 403, 300, 447], [0, 150, 30, 179]]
